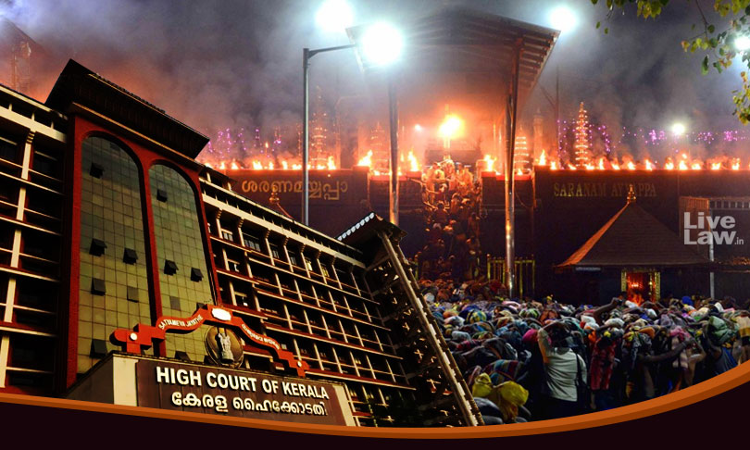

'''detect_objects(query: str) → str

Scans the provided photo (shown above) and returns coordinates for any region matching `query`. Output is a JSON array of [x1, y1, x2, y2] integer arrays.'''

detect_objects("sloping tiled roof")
[[557, 200, 709, 269]]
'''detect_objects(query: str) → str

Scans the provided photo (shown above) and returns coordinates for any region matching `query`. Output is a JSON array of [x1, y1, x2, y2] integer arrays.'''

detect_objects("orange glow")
[[281, 160, 289, 170], [407, 150, 420, 172], [292, 163, 302, 170], [585, 164, 595, 171], [567, 163, 577, 170], [219, 161, 226, 170], [204, 162, 213, 169], [252, 161, 263, 170], [711, 162, 722, 170], [517, 168, 524, 176], [598, 157, 605, 170], [550, 160, 559, 170], [327, 156, 336, 170], [626, 161, 636, 171], [268, 162, 274, 170], [679, 160, 689, 170], [539, 150, 547, 166], [645, 159, 654, 171], [483, 154, 496, 173], [691, 162, 702, 170], [439, 115, 464, 139], [611, 161, 621, 170], [732, 159, 741, 170], [356, 150, 374, 168], [230, 161, 239, 170]]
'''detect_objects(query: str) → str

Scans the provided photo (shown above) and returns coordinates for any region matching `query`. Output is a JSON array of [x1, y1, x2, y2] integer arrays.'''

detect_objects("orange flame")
[[611, 161, 621, 170], [483, 154, 496, 172], [711, 162, 722, 170], [539, 150, 547, 166], [281, 160, 289, 170], [357, 150, 374, 168], [645, 159, 654, 171], [585, 164, 595, 171], [598, 158, 605, 170], [252, 161, 262, 170], [230, 161, 239, 170], [678, 160, 689, 170], [626, 161, 636, 171], [407, 150, 420, 172], [732, 159, 741, 170], [327, 156, 336, 170], [550, 160, 559, 170], [219, 161, 226, 170], [691, 162, 702, 170], [567, 163, 577, 171]]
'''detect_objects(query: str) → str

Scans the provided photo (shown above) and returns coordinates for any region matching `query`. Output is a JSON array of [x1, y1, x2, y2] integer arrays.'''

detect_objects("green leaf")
[[596, 21, 601, 29], [702, 55, 709, 75], [592, 0, 598, 4], [708, 24, 716, 33], [605, 27, 609, 34]]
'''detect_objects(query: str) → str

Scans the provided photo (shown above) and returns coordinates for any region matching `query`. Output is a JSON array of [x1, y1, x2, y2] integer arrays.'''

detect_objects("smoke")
[[1, 0, 747, 163]]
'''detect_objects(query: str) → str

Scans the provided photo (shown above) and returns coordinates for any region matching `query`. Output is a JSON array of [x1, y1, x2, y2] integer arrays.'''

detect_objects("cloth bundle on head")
[[471, 372, 494, 398], [521, 328, 538, 345], [451, 330, 473, 342], [484, 359, 524, 384], [467, 309, 488, 324], [445, 315, 464, 328], [708, 316, 736, 346], [497, 381, 529, 422], [604, 318, 625, 328]]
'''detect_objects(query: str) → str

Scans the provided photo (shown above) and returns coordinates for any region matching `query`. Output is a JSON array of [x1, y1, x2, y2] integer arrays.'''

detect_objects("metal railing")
[[487, 255, 535, 299]]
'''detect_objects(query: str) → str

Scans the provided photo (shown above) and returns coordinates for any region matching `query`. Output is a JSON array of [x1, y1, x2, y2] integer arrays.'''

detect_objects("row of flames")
[[206, 150, 422, 174], [481, 151, 750, 174], [206, 149, 750, 176], [206, 156, 338, 171]]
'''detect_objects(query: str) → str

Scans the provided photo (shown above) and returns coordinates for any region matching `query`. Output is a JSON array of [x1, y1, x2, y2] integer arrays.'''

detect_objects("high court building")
[[0, 60, 482, 427]]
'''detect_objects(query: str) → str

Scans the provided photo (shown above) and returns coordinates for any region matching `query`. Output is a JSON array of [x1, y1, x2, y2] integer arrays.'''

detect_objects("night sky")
[[1, 0, 745, 162]]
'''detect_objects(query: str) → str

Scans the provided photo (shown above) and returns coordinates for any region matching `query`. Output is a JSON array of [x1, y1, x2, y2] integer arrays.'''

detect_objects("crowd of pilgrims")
[[413, 159, 485, 282], [408, 158, 749, 425], [424, 283, 749, 424]]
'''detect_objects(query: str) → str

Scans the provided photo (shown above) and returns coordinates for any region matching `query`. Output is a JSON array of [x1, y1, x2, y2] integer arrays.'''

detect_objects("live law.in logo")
[[683, 212, 745, 246]]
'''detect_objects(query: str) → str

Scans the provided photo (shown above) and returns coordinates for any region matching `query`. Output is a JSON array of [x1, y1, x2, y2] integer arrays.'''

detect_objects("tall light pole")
[[302, 44, 355, 225], [302, 22, 403, 226], [359, 22, 404, 226]]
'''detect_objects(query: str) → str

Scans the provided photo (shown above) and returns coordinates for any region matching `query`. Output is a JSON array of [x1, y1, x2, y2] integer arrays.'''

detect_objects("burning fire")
[[539, 150, 547, 166], [598, 158, 605, 170], [626, 161, 636, 171], [645, 159, 654, 171], [327, 156, 336, 170], [357, 150, 374, 168], [407, 150, 420, 172], [483, 154, 496, 173]]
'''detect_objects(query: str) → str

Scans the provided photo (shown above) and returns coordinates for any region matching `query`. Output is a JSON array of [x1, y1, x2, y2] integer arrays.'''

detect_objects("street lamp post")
[[388, 77, 399, 225], [302, 44, 355, 226]]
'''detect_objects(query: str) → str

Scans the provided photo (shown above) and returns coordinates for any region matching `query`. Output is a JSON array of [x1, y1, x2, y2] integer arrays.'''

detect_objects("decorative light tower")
[[513, 130, 529, 174], [574, 102, 592, 168]]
